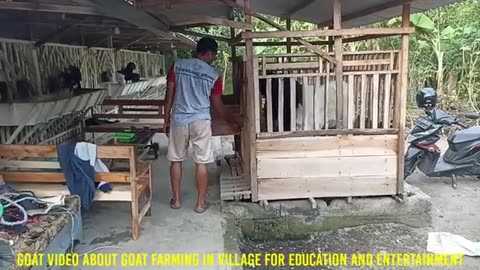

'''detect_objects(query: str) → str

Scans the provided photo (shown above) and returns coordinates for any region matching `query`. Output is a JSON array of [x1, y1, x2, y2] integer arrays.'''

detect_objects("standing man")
[[164, 37, 239, 213]]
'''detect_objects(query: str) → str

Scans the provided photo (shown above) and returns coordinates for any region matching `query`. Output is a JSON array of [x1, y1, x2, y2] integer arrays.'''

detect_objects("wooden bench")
[[0, 144, 152, 240]]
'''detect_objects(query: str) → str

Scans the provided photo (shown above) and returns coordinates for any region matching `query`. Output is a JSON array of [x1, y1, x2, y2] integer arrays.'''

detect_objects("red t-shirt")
[[167, 64, 223, 96]]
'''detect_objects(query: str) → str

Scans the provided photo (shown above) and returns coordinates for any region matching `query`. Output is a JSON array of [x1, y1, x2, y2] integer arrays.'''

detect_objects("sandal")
[[194, 202, 210, 214], [169, 198, 181, 209]]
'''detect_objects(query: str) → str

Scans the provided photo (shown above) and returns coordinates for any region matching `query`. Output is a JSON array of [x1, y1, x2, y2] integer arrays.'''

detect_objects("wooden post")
[[108, 34, 117, 83], [396, 3, 411, 196], [230, 8, 238, 103], [286, 18, 292, 62], [171, 43, 178, 60], [244, 0, 258, 202], [333, 0, 344, 128], [31, 48, 42, 95]]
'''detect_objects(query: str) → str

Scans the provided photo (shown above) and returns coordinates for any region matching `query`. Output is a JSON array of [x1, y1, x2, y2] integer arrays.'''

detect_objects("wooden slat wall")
[[256, 134, 398, 200], [0, 38, 165, 95]]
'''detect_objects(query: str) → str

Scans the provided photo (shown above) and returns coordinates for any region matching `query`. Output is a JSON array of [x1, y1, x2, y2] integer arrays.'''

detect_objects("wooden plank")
[[360, 74, 367, 129], [344, 59, 390, 67], [347, 75, 355, 129], [257, 128, 399, 139], [383, 73, 392, 128], [258, 176, 397, 200], [372, 73, 380, 129], [242, 27, 415, 40], [259, 70, 399, 79], [92, 113, 161, 119], [257, 155, 397, 178], [325, 62, 330, 129], [290, 78, 296, 131], [257, 134, 398, 158], [266, 61, 319, 70], [0, 145, 57, 158], [101, 99, 165, 106], [266, 59, 390, 70], [314, 76, 320, 130], [254, 59, 261, 133], [266, 78, 273, 132], [278, 78, 284, 132], [9, 183, 132, 201], [255, 51, 400, 58], [0, 160, 60, 169], [396, 4, 411, 195], [2, 172, 131, 183], [97, 146, 134, 159]]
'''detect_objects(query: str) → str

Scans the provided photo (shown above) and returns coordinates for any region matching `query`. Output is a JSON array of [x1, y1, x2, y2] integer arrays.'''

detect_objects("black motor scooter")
[[404, 88, 480, 189]]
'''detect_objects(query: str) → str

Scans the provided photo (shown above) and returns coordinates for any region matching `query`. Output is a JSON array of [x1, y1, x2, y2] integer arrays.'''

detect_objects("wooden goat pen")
[[227, 0, 412, 202]]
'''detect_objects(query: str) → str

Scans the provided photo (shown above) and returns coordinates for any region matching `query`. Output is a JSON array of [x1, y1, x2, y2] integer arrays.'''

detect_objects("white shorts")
[[167, 120, 214, 164]]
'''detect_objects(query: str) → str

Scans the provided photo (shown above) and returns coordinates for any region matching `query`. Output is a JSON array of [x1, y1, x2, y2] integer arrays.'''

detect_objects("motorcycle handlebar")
[[456, 122, 468, 129]]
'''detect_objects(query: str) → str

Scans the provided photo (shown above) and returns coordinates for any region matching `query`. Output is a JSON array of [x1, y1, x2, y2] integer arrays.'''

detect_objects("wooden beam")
[[236, 33, 401, 46], [319, 0, 412, 27], [284, 0, 315, 17], [0, 1, 105, 16], [334, 0, 343, 129], [170, 16, 252, 30], [176, 30, 231, 43], [395, 3, 411, 196], [116, 35, 151, 50], [34, 24, 78, 47], [242, 27, 415, 39], [229, 32, 243, 45], [286, 18, 292, 54], [221, 0, 335, 63]]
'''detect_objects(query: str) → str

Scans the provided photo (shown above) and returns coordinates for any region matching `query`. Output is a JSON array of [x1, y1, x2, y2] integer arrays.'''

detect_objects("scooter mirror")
[[464, 113, 480, 120]]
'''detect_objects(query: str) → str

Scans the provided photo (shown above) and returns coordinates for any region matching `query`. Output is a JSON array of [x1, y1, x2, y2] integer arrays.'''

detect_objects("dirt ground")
[[241, 169, 480, 270]]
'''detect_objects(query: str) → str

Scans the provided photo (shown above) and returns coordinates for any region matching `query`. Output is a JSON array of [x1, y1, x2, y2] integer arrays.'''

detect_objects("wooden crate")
[[219, 155, 251, 201]]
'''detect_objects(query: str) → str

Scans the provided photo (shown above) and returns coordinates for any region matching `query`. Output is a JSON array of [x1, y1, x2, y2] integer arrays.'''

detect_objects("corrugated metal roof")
[[149, 0, 461, 28]]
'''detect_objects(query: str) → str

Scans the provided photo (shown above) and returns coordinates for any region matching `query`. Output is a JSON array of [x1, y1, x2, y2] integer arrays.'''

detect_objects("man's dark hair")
[[196, 37, 218, 55]]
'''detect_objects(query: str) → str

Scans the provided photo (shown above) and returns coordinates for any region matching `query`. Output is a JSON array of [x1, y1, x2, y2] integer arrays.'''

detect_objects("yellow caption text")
[[16, 252, 464, 267]]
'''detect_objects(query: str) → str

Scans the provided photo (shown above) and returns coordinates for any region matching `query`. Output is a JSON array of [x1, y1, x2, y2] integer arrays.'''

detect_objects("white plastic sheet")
[[427, 232, 480, 256]]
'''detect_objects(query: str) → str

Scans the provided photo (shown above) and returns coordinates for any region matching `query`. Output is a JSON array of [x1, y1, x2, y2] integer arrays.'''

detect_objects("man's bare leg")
[[170, 161, 182, 208], [195, 163, 208, 212]]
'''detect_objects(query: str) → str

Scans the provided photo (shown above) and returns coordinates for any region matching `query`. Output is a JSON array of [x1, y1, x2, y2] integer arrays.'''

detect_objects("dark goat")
[[259, 77, 303, 132], [48, 65, 82, 94]]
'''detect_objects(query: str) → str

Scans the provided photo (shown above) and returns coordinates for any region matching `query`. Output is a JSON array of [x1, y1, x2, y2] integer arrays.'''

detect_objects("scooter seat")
[[448, 126, 480, 145]]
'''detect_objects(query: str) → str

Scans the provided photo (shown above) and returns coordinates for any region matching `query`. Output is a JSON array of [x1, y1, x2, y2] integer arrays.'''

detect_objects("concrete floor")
[[71, 135, 231, 270]]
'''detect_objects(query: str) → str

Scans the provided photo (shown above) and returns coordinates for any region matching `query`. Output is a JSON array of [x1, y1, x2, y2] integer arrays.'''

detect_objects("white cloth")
[[427, 232, 480, 256], [74, 142, 109, 173]]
